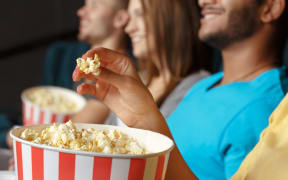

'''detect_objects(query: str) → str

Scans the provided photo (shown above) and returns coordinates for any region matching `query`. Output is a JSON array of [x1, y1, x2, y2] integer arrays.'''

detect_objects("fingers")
[[82, 48, 138, 77], [77, 83, 97, 97], [97, 68, 137, 90], [77, 81, 114, 102], [73, 47, 139, 82], [75, 65, 139, 92], [82, 48, 127, 68], [73, 47, 142, 98], [72, 66, 85, 82]]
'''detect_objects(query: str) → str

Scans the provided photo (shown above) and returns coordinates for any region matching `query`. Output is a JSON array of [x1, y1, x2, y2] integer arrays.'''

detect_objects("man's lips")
[[201, 9, 225, 16], [201, 7, 225, 22], [79, 21, 90, 28]]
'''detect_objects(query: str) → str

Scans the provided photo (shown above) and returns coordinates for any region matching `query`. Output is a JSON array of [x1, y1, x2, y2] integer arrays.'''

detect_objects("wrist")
[[134, 108, 172, 138]]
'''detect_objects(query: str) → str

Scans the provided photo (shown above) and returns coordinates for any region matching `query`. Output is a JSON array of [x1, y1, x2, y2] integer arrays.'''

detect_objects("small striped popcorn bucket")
[[21, 86, 86, 125], [10, 123, 174, 180]]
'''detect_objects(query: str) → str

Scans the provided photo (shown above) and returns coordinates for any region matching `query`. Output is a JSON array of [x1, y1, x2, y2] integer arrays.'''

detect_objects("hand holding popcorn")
[[72, 48, 161, 130]]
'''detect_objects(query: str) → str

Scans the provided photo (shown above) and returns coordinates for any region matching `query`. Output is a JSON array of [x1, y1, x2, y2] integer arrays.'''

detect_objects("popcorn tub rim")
[[21, 86, 87, 115], [10, 123, 175, 159]]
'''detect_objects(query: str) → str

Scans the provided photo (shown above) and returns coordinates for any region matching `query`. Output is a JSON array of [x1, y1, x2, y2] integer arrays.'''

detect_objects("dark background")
[[0, 0, 83, 111]]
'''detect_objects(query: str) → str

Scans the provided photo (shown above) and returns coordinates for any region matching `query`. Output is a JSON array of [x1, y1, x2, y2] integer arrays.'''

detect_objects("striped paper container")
[[21, 86, 86, 125], [10, 123, 174, 180]]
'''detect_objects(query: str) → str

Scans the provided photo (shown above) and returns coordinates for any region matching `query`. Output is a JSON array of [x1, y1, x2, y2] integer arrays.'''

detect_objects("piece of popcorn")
[[76, 54, 101, 75], [20, 121, 146, 155]]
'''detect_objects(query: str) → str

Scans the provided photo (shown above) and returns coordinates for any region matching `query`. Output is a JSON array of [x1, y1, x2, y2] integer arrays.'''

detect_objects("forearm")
[[132, 109, 197, 180], [166, 147, 198, 180], [134, 107, 171, 136]]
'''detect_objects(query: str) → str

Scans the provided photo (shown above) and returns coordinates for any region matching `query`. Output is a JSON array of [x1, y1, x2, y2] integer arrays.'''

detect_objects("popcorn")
[[20, 121, 146, 155], [26, 89, 78, 113], [76, 54, 101, 75]]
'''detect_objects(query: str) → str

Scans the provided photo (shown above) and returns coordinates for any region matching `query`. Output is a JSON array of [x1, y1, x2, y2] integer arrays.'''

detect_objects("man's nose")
[[198, 0, 217, 8]]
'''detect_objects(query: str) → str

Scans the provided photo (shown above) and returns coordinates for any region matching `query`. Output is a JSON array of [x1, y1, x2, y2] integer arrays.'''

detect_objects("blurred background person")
[[74, 0, 213, 126], [43, 0, 131, 88], [124, 0, 212, 118], [43, 0, 131, 124]]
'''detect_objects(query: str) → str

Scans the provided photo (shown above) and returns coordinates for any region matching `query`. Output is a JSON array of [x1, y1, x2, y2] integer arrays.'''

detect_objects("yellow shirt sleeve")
[[232, 93, 288, 180]]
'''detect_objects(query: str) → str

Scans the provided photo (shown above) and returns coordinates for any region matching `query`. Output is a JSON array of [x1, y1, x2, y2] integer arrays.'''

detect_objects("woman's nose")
[[125, 18, 136, 35], [77, 6, 86, 17]]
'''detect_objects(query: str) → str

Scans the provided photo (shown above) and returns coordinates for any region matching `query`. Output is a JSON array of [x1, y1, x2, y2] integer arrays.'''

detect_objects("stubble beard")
[[200, 3, 262, 50]]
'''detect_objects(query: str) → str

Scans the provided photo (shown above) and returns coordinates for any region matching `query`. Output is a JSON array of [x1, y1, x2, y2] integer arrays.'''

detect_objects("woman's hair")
[[139, 0, 212, 85], [115, 0, 129, 9]]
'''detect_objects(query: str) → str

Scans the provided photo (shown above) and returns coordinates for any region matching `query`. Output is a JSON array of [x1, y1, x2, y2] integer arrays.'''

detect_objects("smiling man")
[[167, 0, 288, 179]]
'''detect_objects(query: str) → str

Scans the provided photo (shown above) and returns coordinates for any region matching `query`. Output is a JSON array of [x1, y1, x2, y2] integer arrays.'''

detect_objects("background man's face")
[[77, 0, 117, 44], [198, 0, 262, 49]]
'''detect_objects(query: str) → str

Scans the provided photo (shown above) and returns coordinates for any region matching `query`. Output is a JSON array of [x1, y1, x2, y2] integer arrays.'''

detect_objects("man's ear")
[[113, 9, 129, 29], [260, 0, 286, 23]]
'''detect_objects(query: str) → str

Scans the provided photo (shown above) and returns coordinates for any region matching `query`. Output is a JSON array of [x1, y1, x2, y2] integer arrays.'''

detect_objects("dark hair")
[[257, 0, 287, 64], [280, 0, 288, 37], [140, 0, 212, 85], [116, 0, 129, 9], [279, 0, 288, 63]]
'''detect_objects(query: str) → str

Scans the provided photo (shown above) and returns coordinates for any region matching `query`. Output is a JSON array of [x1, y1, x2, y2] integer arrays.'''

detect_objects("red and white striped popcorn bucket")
[[21, 86, 86, 125], [10, 123, 174, 180]]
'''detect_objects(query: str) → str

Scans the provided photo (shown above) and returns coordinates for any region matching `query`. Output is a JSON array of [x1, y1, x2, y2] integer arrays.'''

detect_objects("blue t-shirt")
[[167, 67, 288, 180]]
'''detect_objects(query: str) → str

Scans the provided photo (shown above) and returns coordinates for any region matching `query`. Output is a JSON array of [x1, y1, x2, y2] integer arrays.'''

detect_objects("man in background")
[[42, 0, 131, 124]]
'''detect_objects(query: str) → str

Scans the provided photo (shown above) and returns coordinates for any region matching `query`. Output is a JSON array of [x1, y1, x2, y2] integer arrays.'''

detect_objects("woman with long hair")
[[75, 0, 212, 126], [124, 0, 211, 117]]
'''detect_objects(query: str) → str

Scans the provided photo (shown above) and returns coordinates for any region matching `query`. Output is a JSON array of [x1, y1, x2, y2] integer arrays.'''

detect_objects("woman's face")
[[125, 0, 149, 59]]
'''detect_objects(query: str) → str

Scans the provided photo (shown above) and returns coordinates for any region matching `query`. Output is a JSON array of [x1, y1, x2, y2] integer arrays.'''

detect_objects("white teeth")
[[204, 14, 217, 20], [132, 36, 141, 43], [80, 23, 87, 27]]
